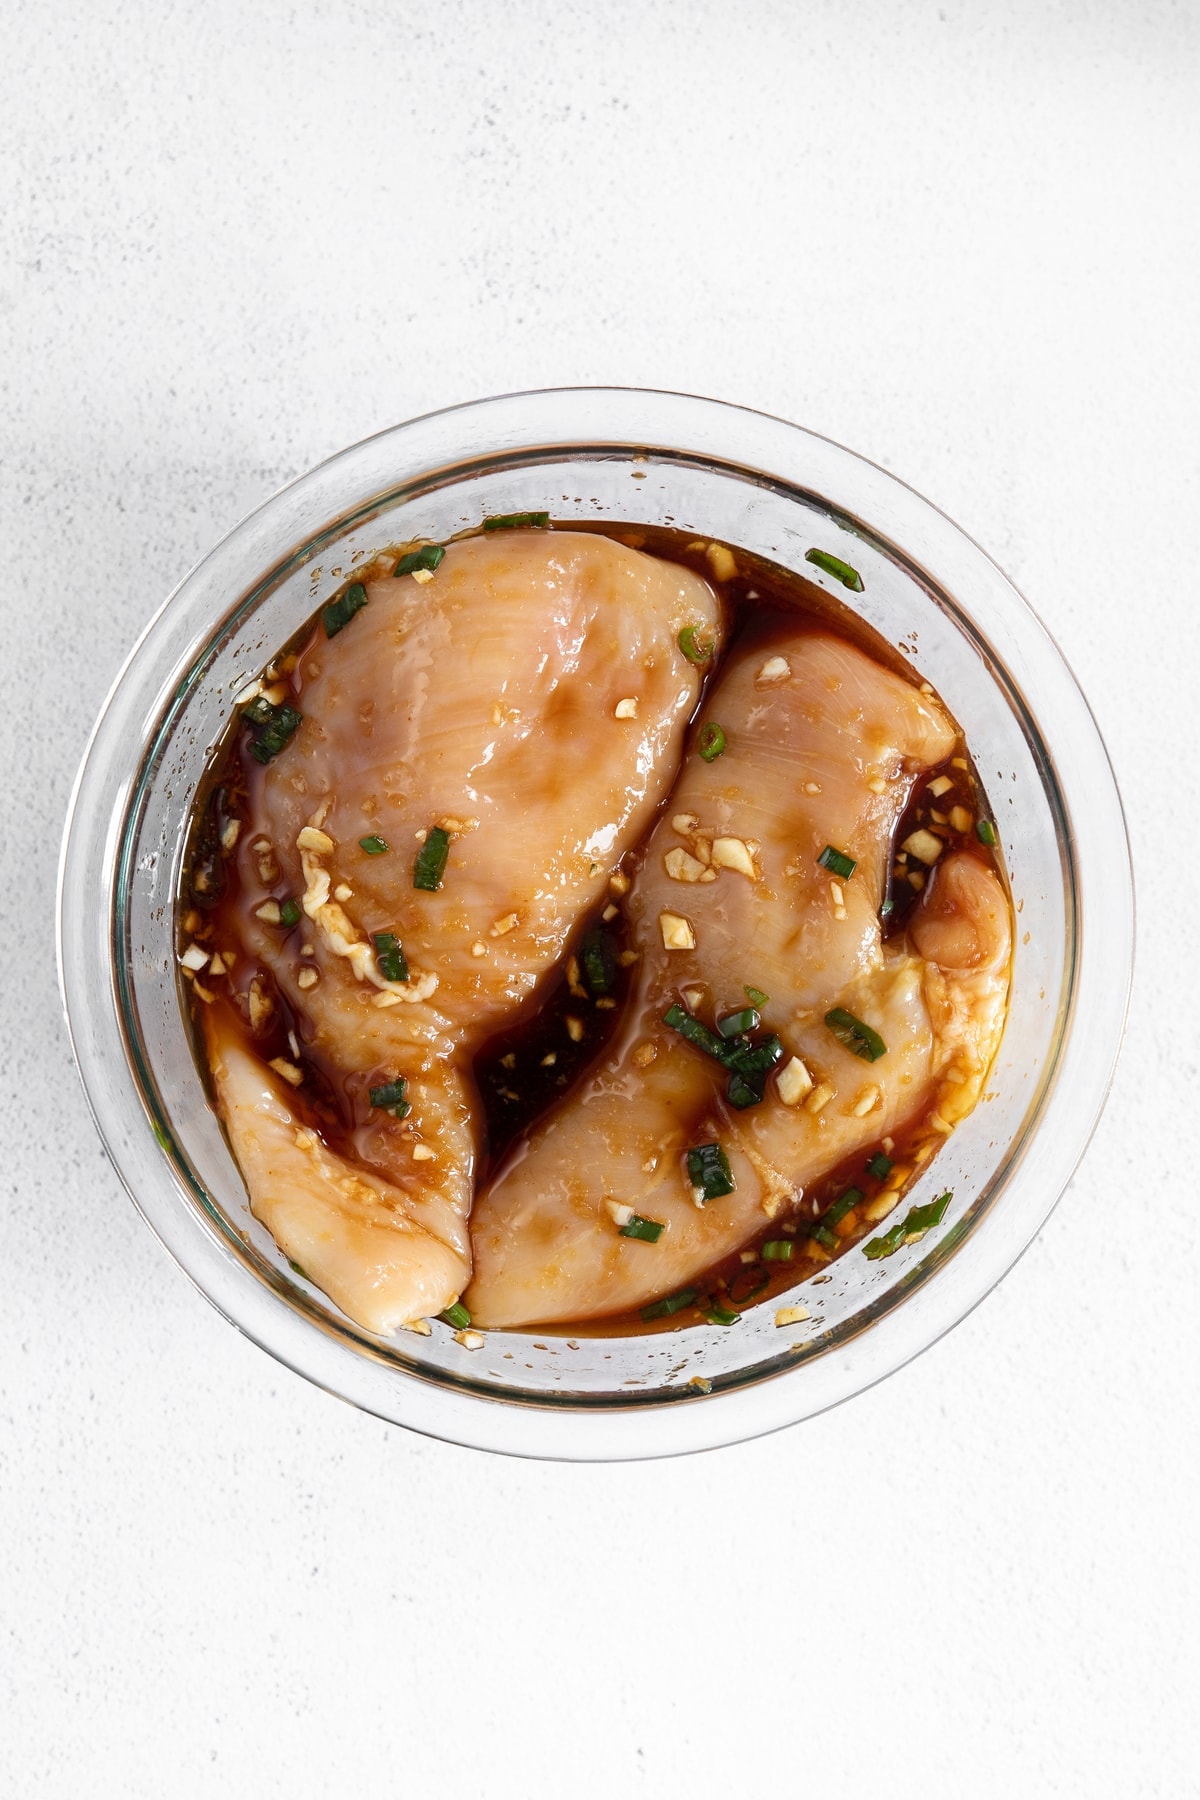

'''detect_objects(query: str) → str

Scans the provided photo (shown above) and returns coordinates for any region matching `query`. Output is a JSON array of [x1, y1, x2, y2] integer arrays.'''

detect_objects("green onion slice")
[[279, 899, 301, 928], [880, 898, 895, 919], [904, 1191, 952, 1236], [813, 1224, 839, 1250], [718, 1006, 760, 1039], [817, 844, 857, 880], [823, 1185, 864, 1229], [862, 1220, 906, 1261], [323, 582, 369, 639], [373, 931, 409, 984], [703, 1302, 741, 1327], [744, 985, 769, 1007], [805, 547, 864, 592], [619, 1213, 665, 1243], [698, 722, 726, 762], [440, 1301, 471, 1329], [825, 1006, 887, 1062], [663, 1003, 783, 1109], [247, 702, 302, 764], [413, 826, 451, 892], [977, 818, 999, 847], [359, 834, 389, 856], [483, 511, 550, 531], [581, 928, 617, 996], [368, 1076, 410, 1119], [663, 1002, 729, 1064], [641, 1287, 697, 1322], [394, 543, 445, 576], [866, 1152, 893, 1180], [678, 625, 713, 665], [287, 1259, 309, 1279], [761, 1239, 794, 1262], [686, 1142, 735, 1202], [722, 1033, 784, 1109], [863, 1191, 952, 1259]]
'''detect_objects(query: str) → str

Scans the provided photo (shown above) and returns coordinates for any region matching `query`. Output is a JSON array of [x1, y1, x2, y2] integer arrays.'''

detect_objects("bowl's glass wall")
[[59, 390, 1129, 1458]]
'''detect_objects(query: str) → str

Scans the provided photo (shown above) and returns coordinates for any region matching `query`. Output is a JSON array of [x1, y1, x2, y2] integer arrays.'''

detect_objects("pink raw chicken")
[[210, 530, 723, 1334], [466, 628, 1011, 1328]]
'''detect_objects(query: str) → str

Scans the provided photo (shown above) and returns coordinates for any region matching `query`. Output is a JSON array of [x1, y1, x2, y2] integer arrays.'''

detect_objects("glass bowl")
[[57, 388, 1132, 1460]]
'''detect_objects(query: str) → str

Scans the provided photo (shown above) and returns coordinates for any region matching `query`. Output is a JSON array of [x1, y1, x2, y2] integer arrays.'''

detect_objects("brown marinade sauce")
[[182, 521, 1004, 1331]]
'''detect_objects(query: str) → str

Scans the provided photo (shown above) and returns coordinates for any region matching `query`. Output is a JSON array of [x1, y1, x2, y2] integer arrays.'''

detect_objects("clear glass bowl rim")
[[57, 386, 1134, 1460]]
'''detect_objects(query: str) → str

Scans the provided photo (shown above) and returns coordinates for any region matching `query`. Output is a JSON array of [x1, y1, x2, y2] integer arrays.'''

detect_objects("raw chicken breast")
[[213, 530, 722, 1329], [208, 1021, 470, 1334], [466, 628, 1010, 1328]]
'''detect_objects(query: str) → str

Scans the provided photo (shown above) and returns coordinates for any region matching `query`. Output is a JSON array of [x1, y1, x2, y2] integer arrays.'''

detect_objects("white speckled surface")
[[3, 2, 1198, 1793]]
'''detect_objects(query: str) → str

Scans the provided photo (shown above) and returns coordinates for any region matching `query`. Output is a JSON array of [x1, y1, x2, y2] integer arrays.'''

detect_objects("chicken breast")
[[466, 628, 1011, 1328], [207, 1020, 470, 1334], [212, 530, 723, 1329]]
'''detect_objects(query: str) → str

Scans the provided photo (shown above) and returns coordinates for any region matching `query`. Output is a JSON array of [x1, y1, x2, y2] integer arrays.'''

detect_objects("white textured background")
[[3, 3, 1198, 1794]]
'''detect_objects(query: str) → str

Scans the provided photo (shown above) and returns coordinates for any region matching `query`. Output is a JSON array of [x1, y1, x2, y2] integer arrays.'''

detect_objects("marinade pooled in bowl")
[[180, 518, 1012, 1344]]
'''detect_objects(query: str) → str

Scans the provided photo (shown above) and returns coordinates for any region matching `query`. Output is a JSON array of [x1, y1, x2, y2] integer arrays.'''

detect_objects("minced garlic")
[[269, 1057, 304, 1087], [776, 1056, 814, 1106], [775, 1305, 810, 1328], [659, 912, 696, 951], [710, 837, 757, 878], [902, 828, 944, 865]]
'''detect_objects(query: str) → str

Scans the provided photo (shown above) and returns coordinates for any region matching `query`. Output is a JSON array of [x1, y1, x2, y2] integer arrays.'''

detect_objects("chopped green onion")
[[483, 511, 550, 531], [678, 625, 713, 665], [279, 899, 301, 928], [686, 1142, 735, 1203], [413, 826, 450, 891], [242, 695, 276, 726], [863, 1191, 953, 1259], [823, 1185, 864, 1229], [441, 1301, 471, 1329], [359, 834, 389, 856], [813, 1225, 839, 1250], [977, 818, 999, 848], [394, 543, 445, 576], [805, 547, 864, 592], [323, 581, 369, 638], [866, 1152, 893, 1180], [663, 1002, 729, 1064], [722, 1033, 784, 1109], [904, 1191, 953, 1235], [619, 1213, 665, 1243], [718, 1006, 760, 1038], [368, 1077, 410, 1119], [373, 931, 409, 984], [581, 928, 617, 996], [761, 1239, 794, 1262], [641, 1286, 697, 1321], [704, 1302, 741, 1327], [663, 1002, 783, 1109], [247, 702, 302, 764], [817, 844, 857, 880], [880, 898, 895, 919], [825, 1006, 887, 1062], [862, 1220, 906, 1260], [698, 722, 726, 762], [744, 985, 769, 1008]]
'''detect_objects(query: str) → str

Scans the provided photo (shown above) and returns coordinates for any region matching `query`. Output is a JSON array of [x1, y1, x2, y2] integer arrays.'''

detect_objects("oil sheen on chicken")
[[210, 530, 723, 1333], [466, 627, 1012, 1328]]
